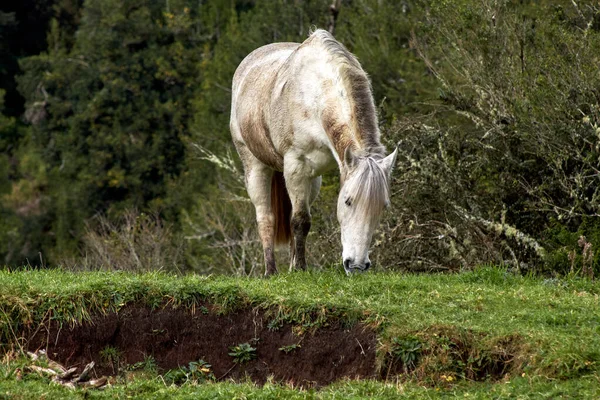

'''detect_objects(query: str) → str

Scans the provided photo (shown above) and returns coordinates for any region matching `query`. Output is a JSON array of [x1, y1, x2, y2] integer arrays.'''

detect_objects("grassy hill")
[[1, 267, 599, 398]]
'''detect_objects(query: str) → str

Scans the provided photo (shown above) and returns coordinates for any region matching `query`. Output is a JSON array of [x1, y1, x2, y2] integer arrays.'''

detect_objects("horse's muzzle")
[[343, 259, 371, 275]]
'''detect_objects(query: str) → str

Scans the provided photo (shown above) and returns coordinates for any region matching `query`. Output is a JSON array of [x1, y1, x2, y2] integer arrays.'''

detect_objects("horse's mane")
[[346, 156, 390, 221], [308, 29, 385, 157]]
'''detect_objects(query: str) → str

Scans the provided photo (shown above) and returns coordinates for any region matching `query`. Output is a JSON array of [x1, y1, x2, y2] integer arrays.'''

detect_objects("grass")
[[1, 364, 599, 399], [1, 266, 600, 398]]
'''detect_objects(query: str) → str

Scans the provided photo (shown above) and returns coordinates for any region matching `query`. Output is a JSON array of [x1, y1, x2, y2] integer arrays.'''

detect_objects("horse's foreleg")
[[290, 208, 311, 270], [246, 166, 277, 276], [284, 163, 315, 271]]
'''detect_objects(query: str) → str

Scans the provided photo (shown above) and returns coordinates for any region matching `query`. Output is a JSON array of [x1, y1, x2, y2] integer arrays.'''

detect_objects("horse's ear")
[[378, 147, 398, 179], [344, 146, 356, 169]]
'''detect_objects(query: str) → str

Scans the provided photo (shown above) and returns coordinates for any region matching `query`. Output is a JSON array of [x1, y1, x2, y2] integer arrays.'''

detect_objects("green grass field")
[[1, 267, 599, 398]]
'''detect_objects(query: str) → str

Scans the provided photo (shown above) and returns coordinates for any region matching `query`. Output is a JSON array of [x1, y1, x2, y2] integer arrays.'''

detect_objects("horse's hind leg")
[[244, 164, 278, 276]]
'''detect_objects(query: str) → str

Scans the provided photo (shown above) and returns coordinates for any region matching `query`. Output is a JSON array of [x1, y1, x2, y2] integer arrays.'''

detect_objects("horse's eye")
[[345, 197, 352, 207]]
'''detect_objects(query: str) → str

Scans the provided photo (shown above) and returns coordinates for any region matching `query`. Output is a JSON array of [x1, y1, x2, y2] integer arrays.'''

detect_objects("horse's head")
[[337, 147, 397, 275]]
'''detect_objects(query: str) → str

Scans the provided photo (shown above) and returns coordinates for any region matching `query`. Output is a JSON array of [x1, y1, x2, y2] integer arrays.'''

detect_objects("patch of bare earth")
[[26, 305, 377, 387]]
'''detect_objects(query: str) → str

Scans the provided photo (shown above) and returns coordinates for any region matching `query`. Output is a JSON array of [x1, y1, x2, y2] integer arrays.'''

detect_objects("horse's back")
[[231, 42, 300, 170], [232, 42, 299, 96]]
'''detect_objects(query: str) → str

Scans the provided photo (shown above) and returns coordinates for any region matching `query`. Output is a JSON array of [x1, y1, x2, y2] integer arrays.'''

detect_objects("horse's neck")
[[321, 106, 383, 176], [318, 70, 382, 170]]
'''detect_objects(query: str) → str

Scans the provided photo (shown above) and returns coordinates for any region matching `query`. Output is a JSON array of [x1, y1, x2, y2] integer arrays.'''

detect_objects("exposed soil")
[[26, 304, 377, 387]]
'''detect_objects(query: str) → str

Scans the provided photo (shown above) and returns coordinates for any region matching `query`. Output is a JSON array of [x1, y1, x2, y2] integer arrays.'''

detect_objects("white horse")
[[230, 29, 397, 275]]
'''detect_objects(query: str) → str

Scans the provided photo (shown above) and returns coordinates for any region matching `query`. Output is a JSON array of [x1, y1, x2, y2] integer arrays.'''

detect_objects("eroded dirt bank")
[[27, 305, 377, 387]]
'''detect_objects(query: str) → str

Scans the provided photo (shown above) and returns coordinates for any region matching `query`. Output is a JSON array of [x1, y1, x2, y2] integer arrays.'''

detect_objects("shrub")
[[370, 0, 600, 273], [61, 210, 186, 272]]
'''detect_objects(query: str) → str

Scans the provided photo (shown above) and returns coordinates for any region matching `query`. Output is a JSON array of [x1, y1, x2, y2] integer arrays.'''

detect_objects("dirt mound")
[[27, 305, 377, 387]]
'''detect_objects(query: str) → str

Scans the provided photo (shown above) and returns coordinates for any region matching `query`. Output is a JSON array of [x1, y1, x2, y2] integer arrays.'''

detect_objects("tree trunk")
[[328, 0, 342, 35]]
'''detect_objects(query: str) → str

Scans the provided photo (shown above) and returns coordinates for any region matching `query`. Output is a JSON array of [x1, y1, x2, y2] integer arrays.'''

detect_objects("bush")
[[182, 147, 264, 276], [371, 0, 600, 273], [61, 210, 186, 272]]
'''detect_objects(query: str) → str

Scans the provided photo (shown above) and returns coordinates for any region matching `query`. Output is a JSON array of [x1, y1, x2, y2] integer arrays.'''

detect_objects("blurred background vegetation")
[[0, 0, 599, 276]]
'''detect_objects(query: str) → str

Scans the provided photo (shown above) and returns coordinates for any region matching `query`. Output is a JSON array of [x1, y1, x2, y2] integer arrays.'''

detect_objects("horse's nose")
[[343, 258, 353, 271], [344, 258, 371, 274]]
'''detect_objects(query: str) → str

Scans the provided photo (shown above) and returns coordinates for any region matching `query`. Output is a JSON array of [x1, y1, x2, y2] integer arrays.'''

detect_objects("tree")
[[16, 0, 210, 262]]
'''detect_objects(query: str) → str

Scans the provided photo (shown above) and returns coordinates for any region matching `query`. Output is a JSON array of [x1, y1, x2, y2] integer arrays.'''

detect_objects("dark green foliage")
[[367, 0, 600, 272], [0, 5, 82, 272], [544, 217, 600, 277], [0, 0, 62, 117], [391, 336, 423, 371], [228, 342, 257, 364], [336, 0, 438, 121], [126, 355, 158, 374], [10, 0, 212, 263], [0, 89, 34, 266], [163, 359, 215, 385]]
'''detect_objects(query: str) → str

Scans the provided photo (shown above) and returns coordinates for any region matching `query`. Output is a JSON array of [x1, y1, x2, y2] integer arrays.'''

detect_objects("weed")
[[163, 359, 215, 385], [99, 346, 122, 374], [278, 344, 301, 354], [163, 368, 188, 385], [126, 355, 157, 373], [188, 360, 215, 379], [391, 336, 423, 372], [228, 343, 257, 364], [267, 319, 283, 331]]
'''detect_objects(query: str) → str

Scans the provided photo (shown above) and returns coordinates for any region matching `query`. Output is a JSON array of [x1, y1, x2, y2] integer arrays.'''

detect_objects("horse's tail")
[[271, 171, 292, 246]]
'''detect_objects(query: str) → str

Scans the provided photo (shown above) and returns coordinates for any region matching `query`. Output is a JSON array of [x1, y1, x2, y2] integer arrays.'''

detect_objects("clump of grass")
[[100, 345, 122, 374]]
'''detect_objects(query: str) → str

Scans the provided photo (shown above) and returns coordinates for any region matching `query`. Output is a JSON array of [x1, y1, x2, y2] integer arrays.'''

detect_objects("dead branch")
[[25, 350, 108, 390]]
